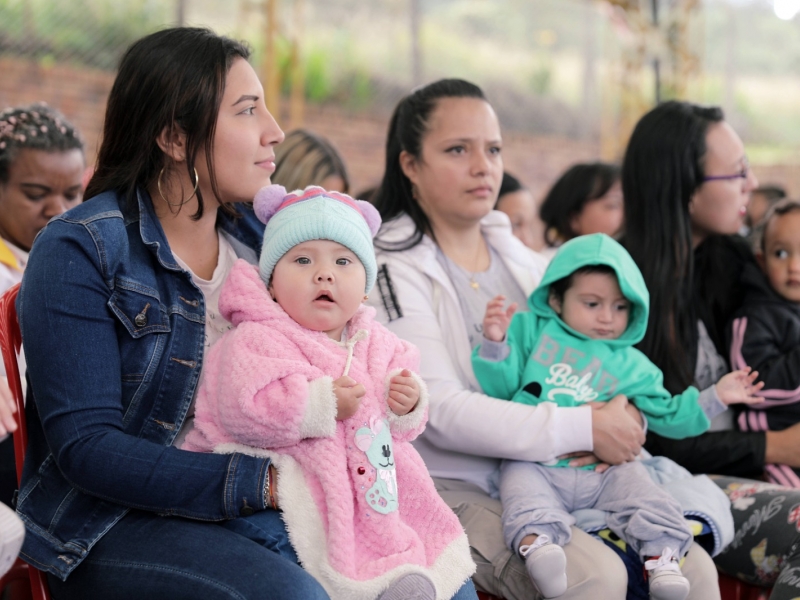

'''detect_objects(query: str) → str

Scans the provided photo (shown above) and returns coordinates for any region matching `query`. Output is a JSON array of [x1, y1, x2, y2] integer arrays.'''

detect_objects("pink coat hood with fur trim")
[[184, 260, 474, 600]]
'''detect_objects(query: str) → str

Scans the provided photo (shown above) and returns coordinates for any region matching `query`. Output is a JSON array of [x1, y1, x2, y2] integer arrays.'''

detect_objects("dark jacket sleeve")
[[644, 429, 766, 478], [739, 312, 800, 394]]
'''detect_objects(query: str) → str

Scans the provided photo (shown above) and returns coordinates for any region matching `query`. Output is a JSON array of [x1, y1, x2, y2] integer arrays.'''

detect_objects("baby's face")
[[760, 211, 800, 303], [270, 240, 367, 339], [550, 272, 629, 340]]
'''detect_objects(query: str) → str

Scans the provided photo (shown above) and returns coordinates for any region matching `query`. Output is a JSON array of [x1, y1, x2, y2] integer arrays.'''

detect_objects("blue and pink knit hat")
[[254, 185, 382, 293]]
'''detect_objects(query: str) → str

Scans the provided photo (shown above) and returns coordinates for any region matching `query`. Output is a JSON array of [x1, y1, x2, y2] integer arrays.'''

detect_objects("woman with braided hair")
[[0, 102, 85, 453], [0, 103, 85, 422], [0, 101, 84, 578]]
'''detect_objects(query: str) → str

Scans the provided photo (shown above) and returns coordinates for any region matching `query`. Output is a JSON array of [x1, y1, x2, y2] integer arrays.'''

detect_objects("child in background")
[[538, 162, 623, 261], [184, 186, 476, 600], [472, 233, 763, 600], [744, 185, 786, 236], [731, 199, 800, 487]]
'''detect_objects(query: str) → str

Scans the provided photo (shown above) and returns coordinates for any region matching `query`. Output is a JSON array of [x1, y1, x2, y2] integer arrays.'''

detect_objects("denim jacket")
[[16, 188, 272, 580]]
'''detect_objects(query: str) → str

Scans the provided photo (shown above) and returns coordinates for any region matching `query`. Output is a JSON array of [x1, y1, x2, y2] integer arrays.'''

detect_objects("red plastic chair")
[[0, 283, 51, 600], [719, 572, 770, 600]]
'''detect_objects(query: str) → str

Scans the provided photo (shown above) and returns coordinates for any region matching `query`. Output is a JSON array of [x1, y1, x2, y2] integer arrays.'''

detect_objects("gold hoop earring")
[[158, 167, 199, 208]]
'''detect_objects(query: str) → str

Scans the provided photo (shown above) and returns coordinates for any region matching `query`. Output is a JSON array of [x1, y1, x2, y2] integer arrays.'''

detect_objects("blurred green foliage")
[[0, 0, 169, 69]]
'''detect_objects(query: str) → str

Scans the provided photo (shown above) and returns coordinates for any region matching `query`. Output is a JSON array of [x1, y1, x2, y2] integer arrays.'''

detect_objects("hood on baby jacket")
[[528, 233, 649, 349]]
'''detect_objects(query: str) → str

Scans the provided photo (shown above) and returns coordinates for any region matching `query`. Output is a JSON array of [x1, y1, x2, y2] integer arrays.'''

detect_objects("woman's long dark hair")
[[495, 171, 524, 207], [85, 27, 250, 219], [623, 100, 724, 393], [374, 78, 486, 251], [539, 162, 620, 246]]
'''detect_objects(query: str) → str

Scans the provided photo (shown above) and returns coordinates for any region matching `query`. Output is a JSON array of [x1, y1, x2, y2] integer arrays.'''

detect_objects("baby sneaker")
[[644, 547, 690, 600], [378, 572, 436, 600], [520, 534, 568, 599]]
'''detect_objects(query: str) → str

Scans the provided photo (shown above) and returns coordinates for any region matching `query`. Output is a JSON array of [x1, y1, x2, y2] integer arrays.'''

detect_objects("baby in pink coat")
[[184, 185, 476, 600]]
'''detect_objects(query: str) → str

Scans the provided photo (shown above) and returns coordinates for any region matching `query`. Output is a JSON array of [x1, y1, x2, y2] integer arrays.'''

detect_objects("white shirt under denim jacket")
[[367, 210, 592, 494]]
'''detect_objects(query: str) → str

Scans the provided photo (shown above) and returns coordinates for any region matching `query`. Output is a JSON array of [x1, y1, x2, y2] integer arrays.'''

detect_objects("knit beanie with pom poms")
[[253, 185, 381, 294]]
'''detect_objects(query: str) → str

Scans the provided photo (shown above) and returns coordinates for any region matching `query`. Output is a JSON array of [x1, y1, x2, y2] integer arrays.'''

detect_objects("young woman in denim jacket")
[[15, 27, 330, 600]]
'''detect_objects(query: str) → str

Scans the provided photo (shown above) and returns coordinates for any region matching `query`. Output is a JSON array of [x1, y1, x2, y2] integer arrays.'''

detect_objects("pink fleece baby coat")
[[184, 260, 474, 600]]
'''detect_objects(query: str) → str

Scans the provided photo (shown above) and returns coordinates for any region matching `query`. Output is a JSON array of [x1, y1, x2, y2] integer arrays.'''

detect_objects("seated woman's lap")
[[433, 477, 719, 600], [712, 476, 800, 599], [220, 505, 479, 600], [46, 509, 330, 600], [433, 477, 627, 600]]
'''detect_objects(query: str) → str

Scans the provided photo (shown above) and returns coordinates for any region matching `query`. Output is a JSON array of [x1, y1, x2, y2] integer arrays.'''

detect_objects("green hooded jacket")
[[472, 234, 709, 466]]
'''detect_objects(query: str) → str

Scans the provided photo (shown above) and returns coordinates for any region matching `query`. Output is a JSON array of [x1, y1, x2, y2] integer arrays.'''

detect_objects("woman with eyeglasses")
[[624, 101, 800, 596]]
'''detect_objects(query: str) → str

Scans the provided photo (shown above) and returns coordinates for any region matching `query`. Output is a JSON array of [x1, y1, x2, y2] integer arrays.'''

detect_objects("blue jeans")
[[224, 511, 479, 600], [45, 509, 329, 600]]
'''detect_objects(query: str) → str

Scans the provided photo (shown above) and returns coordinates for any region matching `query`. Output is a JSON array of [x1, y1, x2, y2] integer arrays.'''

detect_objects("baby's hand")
[[387, 369, 420, 416], [333, 376, 365, 420], [715, 367, 765, 406], [483, 295, 518, 343]]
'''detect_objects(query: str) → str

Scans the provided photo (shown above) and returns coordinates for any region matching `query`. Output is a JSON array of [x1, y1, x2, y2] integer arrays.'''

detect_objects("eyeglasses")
[[702, 159, 750, 183]]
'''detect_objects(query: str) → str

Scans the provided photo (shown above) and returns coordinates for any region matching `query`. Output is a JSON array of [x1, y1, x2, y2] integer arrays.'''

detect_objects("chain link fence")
[[1, 0, 799, 194], [0, 0, 173, 69]]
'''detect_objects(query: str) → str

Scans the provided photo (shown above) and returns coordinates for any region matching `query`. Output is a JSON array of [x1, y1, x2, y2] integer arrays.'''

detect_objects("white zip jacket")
[[368, 211, 593, 493]]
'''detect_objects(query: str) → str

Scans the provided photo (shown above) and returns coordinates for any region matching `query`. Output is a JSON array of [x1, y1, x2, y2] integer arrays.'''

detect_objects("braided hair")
[[0, 103, 84, 184]]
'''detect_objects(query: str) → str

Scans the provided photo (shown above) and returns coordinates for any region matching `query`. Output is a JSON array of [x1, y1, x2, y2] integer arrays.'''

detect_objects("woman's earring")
[[158, 166, 199, 208], [363, 295, 369, 301]]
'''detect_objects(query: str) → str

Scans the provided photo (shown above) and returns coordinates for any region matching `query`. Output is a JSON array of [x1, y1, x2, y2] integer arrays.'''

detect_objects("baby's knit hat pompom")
[[356, 200, 381, 238], [253, 184, 288, 224]]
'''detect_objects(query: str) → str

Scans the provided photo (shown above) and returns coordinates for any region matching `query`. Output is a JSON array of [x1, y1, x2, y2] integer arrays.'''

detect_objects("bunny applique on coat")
[[183, 259, 475, 600]]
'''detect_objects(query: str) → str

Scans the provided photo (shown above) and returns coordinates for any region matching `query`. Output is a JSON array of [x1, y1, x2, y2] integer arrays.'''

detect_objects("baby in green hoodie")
[[471, 234, 763, 600]]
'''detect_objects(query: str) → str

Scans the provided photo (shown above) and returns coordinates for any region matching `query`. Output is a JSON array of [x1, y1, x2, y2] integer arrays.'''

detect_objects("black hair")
[[373, 78, 487, 251], [539, 162, 620, 246], [752, 185, 787, 204], [548, 264, 617, 304], [622, 100, 724, 393], [84, 27, 251, 219], [0, 103, 84, 184], [495, 171, 524, 209], [756, 198, 800, 253]]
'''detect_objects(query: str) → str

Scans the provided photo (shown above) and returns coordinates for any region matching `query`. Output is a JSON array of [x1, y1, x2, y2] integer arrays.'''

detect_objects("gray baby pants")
[[500, 459, 693, 560]]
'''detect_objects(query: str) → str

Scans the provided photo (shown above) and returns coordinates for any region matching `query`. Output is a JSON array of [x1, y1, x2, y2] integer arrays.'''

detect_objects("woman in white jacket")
[[367, 79, 720, 600]]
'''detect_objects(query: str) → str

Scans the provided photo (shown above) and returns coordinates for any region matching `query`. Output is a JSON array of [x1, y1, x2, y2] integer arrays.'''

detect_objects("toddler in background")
[[472, 233, 763, 600], [731, 198, 800, 487], [184, 186, 476, 600]]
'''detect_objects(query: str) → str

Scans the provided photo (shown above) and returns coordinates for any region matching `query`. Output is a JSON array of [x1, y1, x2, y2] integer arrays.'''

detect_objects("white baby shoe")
[[520, 534, 568, 599], [645, 547, 690, 600]]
